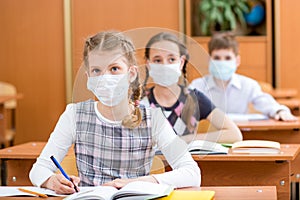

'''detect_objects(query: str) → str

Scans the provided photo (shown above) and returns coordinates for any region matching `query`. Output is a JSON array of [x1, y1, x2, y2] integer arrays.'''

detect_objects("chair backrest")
[[197, 119, 218, 133], [0, 81, 17, 109], [258, 81, 273, 93], [59, 153, 78, 176], [60, 154, 165, 176], [150, 156, 165, 174]]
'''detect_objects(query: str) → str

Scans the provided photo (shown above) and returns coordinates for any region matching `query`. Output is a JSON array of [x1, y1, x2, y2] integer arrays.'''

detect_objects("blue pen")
[[50, 155, 78, 192]]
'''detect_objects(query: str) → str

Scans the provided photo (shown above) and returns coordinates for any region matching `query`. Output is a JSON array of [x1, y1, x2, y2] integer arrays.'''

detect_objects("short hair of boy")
[[208, 32, 239, 55]]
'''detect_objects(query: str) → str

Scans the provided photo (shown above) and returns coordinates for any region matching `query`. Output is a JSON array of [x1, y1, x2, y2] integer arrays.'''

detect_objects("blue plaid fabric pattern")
[[74, 100, 154, 186]]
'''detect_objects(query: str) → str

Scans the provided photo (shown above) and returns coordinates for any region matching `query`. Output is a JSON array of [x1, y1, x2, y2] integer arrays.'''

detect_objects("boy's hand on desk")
[[274, 110, 298, 121], [42, 174, 80, 194]]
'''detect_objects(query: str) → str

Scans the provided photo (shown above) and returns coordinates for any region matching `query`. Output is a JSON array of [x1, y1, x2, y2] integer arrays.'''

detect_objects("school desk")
[[0, 142, 44, 186], [160, 144, 300, 200], [235, 117, 300, 143], [0, 186, 277, 200], [0, 142, 294, 199]]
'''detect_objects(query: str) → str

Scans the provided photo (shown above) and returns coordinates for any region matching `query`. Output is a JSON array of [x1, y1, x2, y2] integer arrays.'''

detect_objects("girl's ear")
[[145, 60, 150, 70], [129, 65, 138, 83], [180, 55, 186, 71]]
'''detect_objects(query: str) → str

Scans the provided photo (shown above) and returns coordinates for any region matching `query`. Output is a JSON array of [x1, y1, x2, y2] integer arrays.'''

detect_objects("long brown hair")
[[83, 31, 142, 128], [144, 32, 198, 133]]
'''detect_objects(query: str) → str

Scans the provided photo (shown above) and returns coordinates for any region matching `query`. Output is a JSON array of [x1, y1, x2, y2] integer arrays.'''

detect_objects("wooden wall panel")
[[0, 0, 66, 143], [188, 37, 268, 82], [277, 0, 300, 97], [71, 0, 180, 76]]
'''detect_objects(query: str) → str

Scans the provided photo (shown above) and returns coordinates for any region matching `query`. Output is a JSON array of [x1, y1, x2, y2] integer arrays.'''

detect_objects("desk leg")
[[0, 103, 7, 146], [195, 161, 290, 200], [0, 159, 6, 186], [291, 151, 300, 200]]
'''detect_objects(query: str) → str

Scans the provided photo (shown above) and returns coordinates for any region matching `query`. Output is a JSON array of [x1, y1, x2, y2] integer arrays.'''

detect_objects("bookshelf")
[[185, 0, 273, 83]]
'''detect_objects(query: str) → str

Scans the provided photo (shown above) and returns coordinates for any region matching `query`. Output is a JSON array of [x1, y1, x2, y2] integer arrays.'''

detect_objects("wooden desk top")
[[0, 142, 74, 159], [186, 186, 277, 200], [2, 142, 300, 162], [270, 88, 298, 99], [236, 117, 300, 131], [0, 142, 45, 159], [277, 98, 300, 107], [191, 144, 300, 161], [0, 186, 277, 200]]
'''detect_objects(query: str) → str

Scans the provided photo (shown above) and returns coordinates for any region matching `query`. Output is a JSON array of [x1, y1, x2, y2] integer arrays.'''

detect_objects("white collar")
[[207, 74, 242, 90]]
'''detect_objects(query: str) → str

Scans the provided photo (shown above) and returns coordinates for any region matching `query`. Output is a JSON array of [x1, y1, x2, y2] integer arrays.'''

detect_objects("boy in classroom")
[[29, 31, 200, 194], [141, 32, 242, 143], [189, 32, 297, 122]]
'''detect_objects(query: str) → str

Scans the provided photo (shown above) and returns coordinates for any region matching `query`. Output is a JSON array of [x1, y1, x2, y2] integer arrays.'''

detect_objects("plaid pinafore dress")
[[74, 100, 155, 186]]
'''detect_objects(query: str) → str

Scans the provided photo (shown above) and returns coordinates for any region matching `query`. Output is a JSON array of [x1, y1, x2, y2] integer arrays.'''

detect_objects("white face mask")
[[209, 59, 237, 81], [148, 63, 181, 86], [87, 73, 129, 106]]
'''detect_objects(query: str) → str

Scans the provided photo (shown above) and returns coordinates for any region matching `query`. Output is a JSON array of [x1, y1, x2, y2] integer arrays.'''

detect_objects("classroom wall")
[[0, 0, 66, 144], [0, 0, 180, 144], [71, 0, 180, 76], [276, 0, 300, 97]]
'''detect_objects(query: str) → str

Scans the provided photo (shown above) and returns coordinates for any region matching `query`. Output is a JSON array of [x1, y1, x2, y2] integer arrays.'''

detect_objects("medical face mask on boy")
[[209, 59, 237, 81], [148, 63, 181, 86], [87, 73, 129, 106]]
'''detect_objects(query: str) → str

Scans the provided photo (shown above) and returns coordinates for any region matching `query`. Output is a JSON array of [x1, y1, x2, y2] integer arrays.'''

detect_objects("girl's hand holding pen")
[[46, 155, 80, 194], [41, 174, 80, 194]]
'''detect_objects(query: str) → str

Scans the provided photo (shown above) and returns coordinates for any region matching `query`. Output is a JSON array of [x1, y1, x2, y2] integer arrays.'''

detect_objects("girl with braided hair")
[[141, 32, 242, 143], [29, 31, 200, 194]]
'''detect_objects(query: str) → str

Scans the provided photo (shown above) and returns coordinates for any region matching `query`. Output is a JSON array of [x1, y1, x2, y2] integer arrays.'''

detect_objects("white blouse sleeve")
[[150, 108, 201, 188], [251, 81, 290, 117], [29, 104, 76, 187]]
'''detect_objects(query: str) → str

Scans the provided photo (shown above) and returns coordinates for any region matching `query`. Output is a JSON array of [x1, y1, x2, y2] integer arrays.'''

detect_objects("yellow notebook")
[[158, 190, 215, 200]]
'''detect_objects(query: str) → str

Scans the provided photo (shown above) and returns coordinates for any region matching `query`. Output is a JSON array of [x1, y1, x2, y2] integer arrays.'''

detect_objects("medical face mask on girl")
[[209, 59, 237, 81], [87, 73, 129, 106], [148, 63, 181, 86]]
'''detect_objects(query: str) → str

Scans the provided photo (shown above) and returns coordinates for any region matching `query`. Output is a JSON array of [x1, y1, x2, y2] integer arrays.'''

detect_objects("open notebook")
[[188, 140, 229, 155], [155, 140, 229, 155], [231, 140, 281, 154], [64, 181, 174, 200]]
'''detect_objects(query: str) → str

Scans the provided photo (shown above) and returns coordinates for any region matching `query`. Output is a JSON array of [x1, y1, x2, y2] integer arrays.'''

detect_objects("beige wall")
[[71, 0, 180, 75], [0, 0, 180, 143], [276, 0, 300, 97], [0, 0, 66, 143]]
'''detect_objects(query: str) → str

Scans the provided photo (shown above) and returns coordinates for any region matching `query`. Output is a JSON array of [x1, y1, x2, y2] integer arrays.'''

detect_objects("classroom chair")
[[58, 154, 165, 177], [258, 81, 273, 94], [0, 81, 17, 148], [197, 119, 217, 134], [59, 153, 78, 176], [150, 156, 165, 174]]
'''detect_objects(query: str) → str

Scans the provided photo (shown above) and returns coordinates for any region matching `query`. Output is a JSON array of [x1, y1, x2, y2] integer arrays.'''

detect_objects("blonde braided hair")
[[83, 31, 142, 128]]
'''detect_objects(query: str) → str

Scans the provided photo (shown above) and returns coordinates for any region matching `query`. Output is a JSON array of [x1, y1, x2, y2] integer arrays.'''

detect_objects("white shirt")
[[29, 102, 200, 188], [189, 74, 290, 117]]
